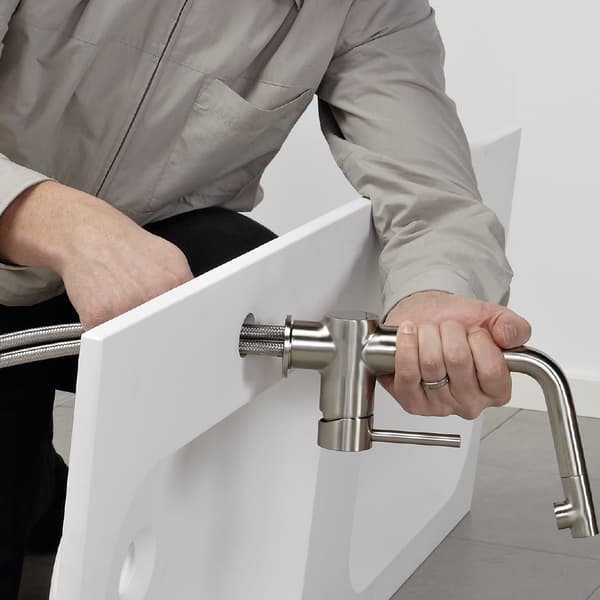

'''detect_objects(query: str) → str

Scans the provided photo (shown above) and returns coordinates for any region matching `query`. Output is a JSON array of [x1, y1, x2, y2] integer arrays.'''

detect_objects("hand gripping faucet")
[[1, 311, 598, 538], [238, 310, 599, 539]]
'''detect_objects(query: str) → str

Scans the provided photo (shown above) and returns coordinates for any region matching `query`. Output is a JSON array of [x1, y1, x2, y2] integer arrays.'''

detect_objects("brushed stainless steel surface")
[[503, 347, 583, 477], [503, 346, 599, 538], [371, 429, 461, 448], [553, 476, 598, 538], [361, 325, 397, 374], [317, 314, 377, 423], [287, 319, 336, 372], [2, 311, 597, 538], [356, 326, 599, 538], [282, 314, 293, 377], [241, 315, 599, 539], [318, 417, 373, 452], [297, 313, 459, 453]]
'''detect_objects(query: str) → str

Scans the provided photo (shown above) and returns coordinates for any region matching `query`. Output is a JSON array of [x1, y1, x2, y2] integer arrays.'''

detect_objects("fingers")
[[390, 321, 431, 415], [487, 307, 532, 349], [439, 321, 481, 420], [468, 327, 511, 406], [418, 323, 454, 416], [417, 323, 445, 383], [379, 320, 513, 420]]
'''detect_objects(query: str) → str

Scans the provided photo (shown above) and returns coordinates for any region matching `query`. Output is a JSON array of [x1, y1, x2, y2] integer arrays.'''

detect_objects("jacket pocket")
[[146, 77, 313, 213]]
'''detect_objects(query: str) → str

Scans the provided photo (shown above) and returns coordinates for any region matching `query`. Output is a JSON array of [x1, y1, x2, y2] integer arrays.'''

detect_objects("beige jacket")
[[0, 0, 513, 316]]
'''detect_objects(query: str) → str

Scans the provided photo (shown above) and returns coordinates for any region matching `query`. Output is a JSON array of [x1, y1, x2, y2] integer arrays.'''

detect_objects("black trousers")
[[0, 207, 276, 598]]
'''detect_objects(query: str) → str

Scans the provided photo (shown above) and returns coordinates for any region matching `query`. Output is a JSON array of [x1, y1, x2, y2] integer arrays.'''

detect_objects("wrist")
[[0, 181, 123, 274], [396, 289, 451, 306], [384, 289, 452, 323]]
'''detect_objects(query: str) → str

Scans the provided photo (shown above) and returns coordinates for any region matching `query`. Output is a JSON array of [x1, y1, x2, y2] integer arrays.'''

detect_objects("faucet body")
[[240, 311, 599, 539], [290, 313, 378, 452], [285, 312, 460, 452]]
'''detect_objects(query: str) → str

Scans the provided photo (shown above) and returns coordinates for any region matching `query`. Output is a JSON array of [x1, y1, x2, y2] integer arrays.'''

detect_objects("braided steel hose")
[[238, 324, 285, 341], [0, 340, 81, 369], [239, 340, 284, 357], [0, 323, 84, 351], [238, 323, 286, 357], [1, 322, 287, 367]]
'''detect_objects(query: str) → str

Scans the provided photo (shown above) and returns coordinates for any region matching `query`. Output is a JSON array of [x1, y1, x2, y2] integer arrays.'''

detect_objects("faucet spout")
[[504, 346, 598, 538]]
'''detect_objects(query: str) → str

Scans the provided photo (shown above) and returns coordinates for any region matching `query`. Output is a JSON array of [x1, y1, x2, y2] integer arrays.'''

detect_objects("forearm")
[[0, 180, 132, 273], [377, 189, 513, 313], [318, 3, 513, 315], [0, 179, 193, 328]]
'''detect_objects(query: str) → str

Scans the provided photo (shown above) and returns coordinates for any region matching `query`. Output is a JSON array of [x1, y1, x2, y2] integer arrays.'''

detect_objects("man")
[[0, 0, 531, 596]]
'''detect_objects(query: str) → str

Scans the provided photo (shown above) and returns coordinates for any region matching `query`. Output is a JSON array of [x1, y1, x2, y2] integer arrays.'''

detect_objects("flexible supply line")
[[0, 339, 81, 369], [0, 323, 84, 351], [0, 322, 273, 369], [0, 323, 83, 369]]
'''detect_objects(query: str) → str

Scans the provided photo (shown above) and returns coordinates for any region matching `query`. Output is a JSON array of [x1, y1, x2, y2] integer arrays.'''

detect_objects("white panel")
[[49, 199, 481, 599], [471, 130, 521, 233], [49, 119, 523, 598], [347, 395, 479, 594]]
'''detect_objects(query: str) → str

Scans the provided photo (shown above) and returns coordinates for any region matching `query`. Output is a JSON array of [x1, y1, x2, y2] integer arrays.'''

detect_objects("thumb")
[[487, 307, 532, 349]]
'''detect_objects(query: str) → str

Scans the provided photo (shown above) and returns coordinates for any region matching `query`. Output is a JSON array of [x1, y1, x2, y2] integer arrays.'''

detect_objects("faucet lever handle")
[[317, 417, 461, 451], [371, 428, 461, 448]]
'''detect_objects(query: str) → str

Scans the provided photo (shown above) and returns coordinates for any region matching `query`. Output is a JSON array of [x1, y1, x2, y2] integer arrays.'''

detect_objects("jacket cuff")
[[0, 156, 54, 271], [382, 268, 477, 321]]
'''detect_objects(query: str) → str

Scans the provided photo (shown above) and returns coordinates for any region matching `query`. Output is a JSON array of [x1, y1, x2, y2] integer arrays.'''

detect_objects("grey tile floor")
[[18, 396, 600, 599], [393, 406, 600, 600]]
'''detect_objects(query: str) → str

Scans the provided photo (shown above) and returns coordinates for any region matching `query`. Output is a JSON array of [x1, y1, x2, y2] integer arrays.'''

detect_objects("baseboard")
[[509, 373, 600, 418]]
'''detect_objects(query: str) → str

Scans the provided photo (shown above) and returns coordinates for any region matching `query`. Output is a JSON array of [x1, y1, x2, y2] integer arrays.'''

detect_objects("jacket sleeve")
[[0, 4, 54, 270], [317, 0, 513, 318]]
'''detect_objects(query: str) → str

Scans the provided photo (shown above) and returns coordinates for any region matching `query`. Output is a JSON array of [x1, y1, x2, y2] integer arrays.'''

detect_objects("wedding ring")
[[420, 374, 450, 390]]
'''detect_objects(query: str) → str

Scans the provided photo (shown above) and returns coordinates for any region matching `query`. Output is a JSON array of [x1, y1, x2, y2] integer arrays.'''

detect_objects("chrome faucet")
[[239, 310, 599, 539]]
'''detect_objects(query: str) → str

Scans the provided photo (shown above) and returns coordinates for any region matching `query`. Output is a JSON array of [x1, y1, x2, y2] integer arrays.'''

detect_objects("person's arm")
[[0, 4, 58, 269], [0, 6, 192, 327], [318, 0, 530, 420], [318, 0, 513, 318], [0, 3, 55, 222], [0, 157, 54, 266], [0, 179, 194, 328]]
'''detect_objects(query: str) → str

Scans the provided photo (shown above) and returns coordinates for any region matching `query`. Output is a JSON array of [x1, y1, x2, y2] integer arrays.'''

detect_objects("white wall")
[[432, 1, 600, 382]]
